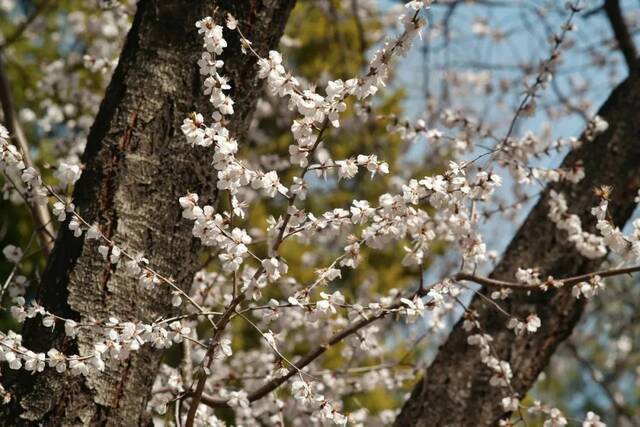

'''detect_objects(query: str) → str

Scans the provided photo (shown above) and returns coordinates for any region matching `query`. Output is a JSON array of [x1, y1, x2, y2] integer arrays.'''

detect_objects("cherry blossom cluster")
[[548, 190, 607, 259], [1, 128, 197, 306], [0, 126, 48, 206], [1, 123, 216, 381], [1, 297, 199, 375], [546, 190, 640, 300], [169, 5, 612, 424], [1, 0, 635, 425]]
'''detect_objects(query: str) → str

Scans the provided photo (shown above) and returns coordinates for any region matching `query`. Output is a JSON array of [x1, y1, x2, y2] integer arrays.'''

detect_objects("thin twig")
[[183, 292, 245, 426], [196, 298, 410, 408], [454, 264, 640, 290]]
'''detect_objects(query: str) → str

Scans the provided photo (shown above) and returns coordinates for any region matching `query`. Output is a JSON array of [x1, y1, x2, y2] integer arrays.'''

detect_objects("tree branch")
[[394, 71, 640, 426], [189, 261, 640, 409], [196, 300, 401, 408], [454, 264, 640, 290], [0, 53, 55, 256], [2, 1, 296, 424], [604, 0, 639, 74]]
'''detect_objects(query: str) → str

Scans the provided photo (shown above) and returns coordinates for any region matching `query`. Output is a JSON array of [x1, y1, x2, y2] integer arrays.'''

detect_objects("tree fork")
[[2, 1, 295, 425], [395, 74, 640, 426]]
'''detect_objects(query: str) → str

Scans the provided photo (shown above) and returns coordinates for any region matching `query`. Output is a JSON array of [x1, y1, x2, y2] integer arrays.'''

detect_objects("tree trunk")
[[394, 74, 640, 426], [2, 1, 295, 425]]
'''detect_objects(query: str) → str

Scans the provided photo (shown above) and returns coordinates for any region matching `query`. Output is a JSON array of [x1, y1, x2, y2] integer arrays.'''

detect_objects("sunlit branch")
[[454, 264, 640, 290]]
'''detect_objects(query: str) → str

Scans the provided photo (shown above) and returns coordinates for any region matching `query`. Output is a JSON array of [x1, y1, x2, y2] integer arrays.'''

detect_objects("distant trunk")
[[394, 74, 640, 426], [3, 1, 295, 425]]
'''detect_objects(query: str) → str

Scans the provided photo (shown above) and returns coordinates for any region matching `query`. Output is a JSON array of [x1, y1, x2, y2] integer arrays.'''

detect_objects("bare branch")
[[454, 264, 640, 290], [0, 53, 55, 256], [604, 0, 639, 73]]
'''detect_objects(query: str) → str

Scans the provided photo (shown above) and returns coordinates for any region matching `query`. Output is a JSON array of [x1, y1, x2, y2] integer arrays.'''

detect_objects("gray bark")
[[2, 1, 295, 425], [394, 74, 640, 426]]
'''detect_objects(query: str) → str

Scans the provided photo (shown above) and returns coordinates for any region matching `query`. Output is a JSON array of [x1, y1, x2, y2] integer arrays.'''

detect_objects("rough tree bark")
[[394, 74, 640, 426], [2, 1, 295, 425]]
